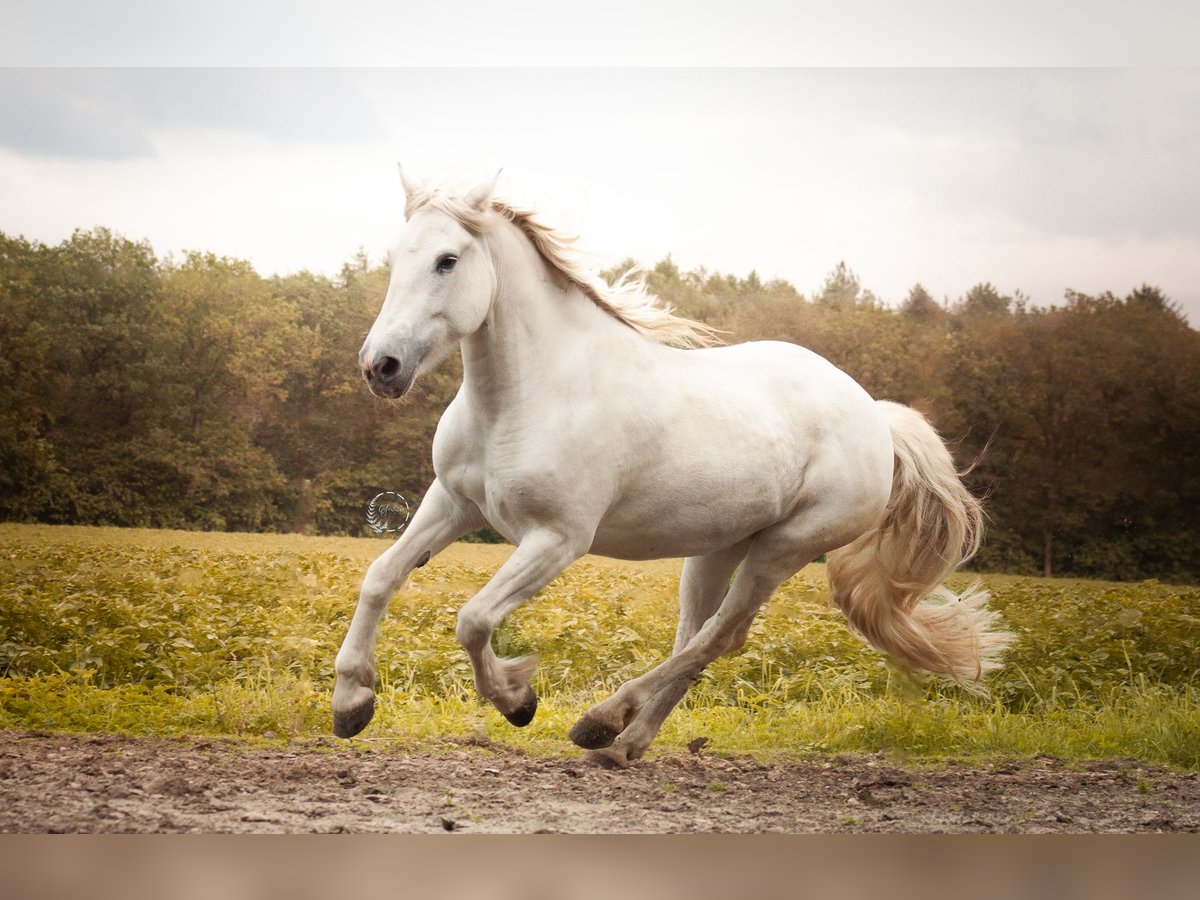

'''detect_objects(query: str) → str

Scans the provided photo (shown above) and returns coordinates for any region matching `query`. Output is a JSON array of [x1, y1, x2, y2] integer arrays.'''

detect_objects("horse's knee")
[[361, 557, 403, 604]]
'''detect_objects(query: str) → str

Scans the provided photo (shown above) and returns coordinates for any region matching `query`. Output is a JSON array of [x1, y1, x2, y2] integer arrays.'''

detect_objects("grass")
[[2, 523, 1199, 768]]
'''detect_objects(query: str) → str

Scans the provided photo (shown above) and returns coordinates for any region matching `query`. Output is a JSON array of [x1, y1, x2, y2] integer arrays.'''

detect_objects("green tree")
[[900, 283, 941, 319], [816, 261, 862, 310], [956, 282, 1011, 317], [0, 235, 69, 519]]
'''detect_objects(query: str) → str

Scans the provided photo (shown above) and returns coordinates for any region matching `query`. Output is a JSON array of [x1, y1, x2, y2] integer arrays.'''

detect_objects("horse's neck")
[[459, 225, 635, 413]]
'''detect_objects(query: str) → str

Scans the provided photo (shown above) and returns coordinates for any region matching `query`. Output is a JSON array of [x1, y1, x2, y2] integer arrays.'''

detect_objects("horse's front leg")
[[454, 529, 584, 725], [333, 479, 483, 738]]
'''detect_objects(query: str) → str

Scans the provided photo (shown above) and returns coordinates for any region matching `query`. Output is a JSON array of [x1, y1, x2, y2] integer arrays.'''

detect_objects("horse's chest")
[[436, 430, 578, 523]]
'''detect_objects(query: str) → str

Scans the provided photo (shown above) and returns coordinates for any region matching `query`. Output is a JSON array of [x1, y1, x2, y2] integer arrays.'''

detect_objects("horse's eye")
[[436, 254, 459, 273]]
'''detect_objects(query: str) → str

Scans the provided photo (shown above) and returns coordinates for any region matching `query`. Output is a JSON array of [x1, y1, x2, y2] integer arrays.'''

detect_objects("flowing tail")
[[827, 401, 1013, 692]]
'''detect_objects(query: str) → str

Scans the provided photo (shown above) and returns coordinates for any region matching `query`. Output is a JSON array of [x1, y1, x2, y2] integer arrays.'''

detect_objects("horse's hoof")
[[503, 689, 538, 727], [569, 714, 621, 750], [332, 696, 375, 738], [585, 747, 631, 769]]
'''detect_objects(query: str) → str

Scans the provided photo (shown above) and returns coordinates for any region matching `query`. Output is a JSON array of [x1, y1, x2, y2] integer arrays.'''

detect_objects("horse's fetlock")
[[335, 658, 375, 687]]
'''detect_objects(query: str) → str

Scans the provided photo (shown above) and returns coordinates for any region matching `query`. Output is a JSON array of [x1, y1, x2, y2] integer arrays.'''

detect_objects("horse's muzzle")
[[361, 351, 416, 398]]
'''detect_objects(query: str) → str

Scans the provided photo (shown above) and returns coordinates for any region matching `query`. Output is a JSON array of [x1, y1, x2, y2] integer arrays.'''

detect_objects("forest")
[[1, 227, 1197, 581]]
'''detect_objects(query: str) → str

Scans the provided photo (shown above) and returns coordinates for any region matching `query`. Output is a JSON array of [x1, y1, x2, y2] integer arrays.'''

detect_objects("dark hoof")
[[569, 715, 621, 750], [333, 696, 375, 738], [585, 747, 630, 770], [503, 689, 538, 727]]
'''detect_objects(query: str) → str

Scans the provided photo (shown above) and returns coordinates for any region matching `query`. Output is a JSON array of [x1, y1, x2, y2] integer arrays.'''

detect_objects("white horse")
[[333, 169, 1012, 767]]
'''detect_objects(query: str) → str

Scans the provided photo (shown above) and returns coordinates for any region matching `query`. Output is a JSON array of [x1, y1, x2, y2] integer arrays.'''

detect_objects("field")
[[3, 523, 1199, 832]]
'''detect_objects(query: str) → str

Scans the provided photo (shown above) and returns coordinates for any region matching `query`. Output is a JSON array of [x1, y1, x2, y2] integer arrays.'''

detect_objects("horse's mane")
[[405, 187, 720, 348]]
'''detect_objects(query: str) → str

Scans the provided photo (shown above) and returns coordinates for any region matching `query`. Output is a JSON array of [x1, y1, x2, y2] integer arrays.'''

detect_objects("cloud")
[[0, 70, 156, 159], [853, 70, 1200, 243], [0, 69, 385, 160]]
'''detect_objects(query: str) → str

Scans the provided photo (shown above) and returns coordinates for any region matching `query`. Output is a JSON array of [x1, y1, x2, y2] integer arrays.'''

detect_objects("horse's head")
[[359, 167, 499, 399]]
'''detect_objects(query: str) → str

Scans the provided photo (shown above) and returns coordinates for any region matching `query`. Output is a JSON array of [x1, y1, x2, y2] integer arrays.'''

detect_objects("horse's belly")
[[587, 472, 797, 560], [587, 524, 749, 561]]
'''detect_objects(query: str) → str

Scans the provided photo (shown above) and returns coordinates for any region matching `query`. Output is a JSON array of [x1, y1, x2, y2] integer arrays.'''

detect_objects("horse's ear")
[[464, 169, 501, 210], [397, 163, 421, 201]]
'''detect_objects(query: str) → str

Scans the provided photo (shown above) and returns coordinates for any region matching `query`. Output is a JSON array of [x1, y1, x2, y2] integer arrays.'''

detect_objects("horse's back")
[[684, 339, 873, 407], [661, 339, 890, 462]]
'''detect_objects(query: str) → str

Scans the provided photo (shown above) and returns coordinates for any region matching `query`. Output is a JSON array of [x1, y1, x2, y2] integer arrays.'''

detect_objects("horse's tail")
[[826, 401, 1013, 691]]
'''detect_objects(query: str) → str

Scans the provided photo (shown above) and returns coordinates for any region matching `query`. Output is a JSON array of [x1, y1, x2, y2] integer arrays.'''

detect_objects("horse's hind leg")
[[571, 519, 839, 767], [333, 479, 483, 738], [673, 541, 750, 655], [568, 543, 747, 750]]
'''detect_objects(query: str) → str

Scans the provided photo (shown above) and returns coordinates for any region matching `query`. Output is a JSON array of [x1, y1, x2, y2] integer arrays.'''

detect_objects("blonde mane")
[[406, 187, 720, 348]]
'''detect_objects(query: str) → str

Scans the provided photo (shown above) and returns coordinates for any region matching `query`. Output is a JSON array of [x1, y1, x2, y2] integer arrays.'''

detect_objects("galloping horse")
[[333, 169, 1012, 767]]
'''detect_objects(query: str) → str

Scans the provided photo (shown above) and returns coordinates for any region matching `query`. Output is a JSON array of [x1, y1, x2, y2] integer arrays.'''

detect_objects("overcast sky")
[[1, 66, 1197, 320]]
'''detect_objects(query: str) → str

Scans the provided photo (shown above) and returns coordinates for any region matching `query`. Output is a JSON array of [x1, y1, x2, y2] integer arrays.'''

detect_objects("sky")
[[2, 17, 1198, 321]]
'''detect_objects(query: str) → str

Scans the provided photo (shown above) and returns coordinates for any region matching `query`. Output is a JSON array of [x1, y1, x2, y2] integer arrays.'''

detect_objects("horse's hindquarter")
[[587, 341, 893, 558]]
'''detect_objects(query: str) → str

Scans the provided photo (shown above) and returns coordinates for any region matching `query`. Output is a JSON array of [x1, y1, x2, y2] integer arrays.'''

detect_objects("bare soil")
[[2, 729, 1196, 833]]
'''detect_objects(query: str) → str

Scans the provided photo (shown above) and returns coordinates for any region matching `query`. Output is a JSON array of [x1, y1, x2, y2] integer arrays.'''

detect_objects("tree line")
[[2, 228, 1197, 581]]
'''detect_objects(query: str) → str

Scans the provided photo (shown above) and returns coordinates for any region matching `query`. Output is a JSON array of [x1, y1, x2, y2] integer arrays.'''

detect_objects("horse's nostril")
[[379, 356, 401, 379]]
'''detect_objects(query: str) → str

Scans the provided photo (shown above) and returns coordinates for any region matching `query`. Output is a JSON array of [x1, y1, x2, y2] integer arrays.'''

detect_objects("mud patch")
[[2, 730, 1196, 833]]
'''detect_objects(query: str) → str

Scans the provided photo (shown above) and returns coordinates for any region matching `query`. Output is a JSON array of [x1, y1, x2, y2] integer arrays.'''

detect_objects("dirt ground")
[[2, 729, 1196, 833]]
